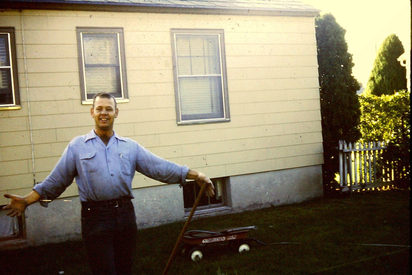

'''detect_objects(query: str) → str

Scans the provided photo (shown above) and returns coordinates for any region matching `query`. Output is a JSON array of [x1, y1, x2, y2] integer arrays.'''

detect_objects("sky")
[[301, 0, 411, 87]]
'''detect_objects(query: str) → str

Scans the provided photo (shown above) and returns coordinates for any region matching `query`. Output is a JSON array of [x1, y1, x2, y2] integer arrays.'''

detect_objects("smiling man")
[[92, 94, 118, 144], [3, 92, 214, 275]]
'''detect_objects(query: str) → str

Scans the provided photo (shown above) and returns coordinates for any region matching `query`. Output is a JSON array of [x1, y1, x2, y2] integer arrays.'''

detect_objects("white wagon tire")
[[189, 249, 203, 262], [238, 243, 250, 253]]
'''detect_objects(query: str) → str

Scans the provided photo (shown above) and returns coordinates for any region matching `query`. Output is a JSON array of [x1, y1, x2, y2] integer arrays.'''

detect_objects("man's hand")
[[2, 191, 41, 217], [195, 172, 215, 197], [187, 170, 215, 197], [3, 194, 28, 217]]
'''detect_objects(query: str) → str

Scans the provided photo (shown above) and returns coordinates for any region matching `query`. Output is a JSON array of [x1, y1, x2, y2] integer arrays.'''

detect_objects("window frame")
[[0, 27, 20, 110], [171, 29, 230, 125], [76, 27, 129, 105]]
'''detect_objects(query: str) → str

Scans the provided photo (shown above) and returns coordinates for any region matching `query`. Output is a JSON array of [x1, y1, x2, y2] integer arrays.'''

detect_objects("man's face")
[[90, 96, 118, 131]]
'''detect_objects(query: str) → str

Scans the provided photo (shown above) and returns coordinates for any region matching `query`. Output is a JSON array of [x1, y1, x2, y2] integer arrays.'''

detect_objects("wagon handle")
[[162, 181, 209, 275]]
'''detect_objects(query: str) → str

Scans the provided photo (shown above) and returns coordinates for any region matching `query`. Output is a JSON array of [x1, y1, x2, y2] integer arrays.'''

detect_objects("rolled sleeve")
[[180, 165, 190, 186], [33, 183, 54, 208], [33, 183, 47, 200]]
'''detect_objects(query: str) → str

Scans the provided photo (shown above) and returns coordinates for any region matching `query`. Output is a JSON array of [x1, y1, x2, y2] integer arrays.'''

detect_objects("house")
[[0, 0, 323, 248], [397, 52, 411, 92]]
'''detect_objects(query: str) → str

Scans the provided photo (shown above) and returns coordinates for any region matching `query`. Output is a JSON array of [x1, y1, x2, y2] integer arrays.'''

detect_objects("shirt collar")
[[85, 130, 97, 142], [84, 130, 126, 143]]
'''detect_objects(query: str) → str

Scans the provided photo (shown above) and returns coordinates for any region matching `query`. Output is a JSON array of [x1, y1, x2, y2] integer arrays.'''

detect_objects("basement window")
[[183, 177, 228, 214], [0, 207, 24, 242]]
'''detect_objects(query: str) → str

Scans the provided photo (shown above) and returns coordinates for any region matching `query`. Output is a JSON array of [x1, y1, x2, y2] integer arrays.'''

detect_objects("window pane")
[[179, 76, 223, 119], [176, 35, 221, 76], [83, 34, 119, 65], [0, 68, 12, 105], [0, 35, 10, 67], [85, 66, 121, 99]]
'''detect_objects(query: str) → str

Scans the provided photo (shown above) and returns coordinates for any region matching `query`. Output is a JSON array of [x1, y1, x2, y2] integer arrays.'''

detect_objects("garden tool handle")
[[162, 182, 209, 275]]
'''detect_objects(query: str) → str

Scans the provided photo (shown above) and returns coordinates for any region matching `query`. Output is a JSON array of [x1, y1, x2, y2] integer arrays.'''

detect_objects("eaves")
[[0, 0, 320, 17]]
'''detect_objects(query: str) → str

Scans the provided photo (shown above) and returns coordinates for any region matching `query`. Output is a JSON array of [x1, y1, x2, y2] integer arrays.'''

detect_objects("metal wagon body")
[[181, 226, 264, 261]]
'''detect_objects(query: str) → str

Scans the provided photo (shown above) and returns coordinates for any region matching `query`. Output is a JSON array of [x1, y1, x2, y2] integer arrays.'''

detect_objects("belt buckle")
[[113, 199, 119, 208]]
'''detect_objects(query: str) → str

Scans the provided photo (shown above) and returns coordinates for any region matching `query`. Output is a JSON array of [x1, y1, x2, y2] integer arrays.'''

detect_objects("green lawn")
[[1, 189, 409, 274]]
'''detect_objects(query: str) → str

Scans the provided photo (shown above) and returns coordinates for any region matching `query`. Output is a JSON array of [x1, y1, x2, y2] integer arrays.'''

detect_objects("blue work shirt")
[[34, 130, 189, 202]]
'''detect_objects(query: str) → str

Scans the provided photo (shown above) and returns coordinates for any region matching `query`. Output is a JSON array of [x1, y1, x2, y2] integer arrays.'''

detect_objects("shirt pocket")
[[80, 151, 99, 173], [119, 153, 132, 176]]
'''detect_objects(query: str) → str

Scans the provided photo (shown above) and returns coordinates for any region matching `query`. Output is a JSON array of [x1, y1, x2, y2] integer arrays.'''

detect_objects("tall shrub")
[[365, 34, 406, 96], [315, 14, 361, 194], [359, 91, 410, 187]]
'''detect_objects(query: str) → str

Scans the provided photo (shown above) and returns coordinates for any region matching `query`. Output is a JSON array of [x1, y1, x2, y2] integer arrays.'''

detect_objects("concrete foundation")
[[17, 165, 322, 247], [228, 165, 323, 210]]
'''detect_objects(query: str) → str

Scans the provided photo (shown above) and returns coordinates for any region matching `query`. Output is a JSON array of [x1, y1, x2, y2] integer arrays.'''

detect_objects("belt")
[[81, 196, 132, 208]]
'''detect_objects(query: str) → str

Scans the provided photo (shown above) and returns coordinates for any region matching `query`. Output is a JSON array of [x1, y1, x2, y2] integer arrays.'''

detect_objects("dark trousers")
[[81, 200, 138, 275]]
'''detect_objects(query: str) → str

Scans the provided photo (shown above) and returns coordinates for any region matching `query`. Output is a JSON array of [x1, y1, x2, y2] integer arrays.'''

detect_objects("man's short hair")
[[92, 93, 117, 109]]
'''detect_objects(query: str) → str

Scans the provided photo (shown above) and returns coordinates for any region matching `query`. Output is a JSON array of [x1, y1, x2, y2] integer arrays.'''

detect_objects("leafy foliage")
[[315, 14, 361, 193], [365, 34, 406, 96], [359, 91, 410, 143], [359, 91, 410, 187]]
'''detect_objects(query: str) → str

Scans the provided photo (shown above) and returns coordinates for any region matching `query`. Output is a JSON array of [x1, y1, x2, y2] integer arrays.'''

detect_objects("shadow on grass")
[[0, 189, 409, 275]]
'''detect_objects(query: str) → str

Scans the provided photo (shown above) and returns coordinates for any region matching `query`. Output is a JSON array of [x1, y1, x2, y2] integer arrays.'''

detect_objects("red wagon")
[[181, 226, 265, 261]]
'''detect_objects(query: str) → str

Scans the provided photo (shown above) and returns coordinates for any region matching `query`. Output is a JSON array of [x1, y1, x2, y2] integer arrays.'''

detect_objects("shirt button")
[[111, 174, 114, 177]]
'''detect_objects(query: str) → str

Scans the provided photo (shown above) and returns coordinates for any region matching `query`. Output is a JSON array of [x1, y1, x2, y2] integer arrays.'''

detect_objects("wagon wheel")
[[188, 247, 203, 262], [229, 240, 251, 253], [238, 243, 250, 253]]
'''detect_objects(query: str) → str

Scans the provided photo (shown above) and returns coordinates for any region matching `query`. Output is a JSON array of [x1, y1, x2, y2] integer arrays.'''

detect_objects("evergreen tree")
[[315, 13, 361, 194], [366, 34, 406, 95]]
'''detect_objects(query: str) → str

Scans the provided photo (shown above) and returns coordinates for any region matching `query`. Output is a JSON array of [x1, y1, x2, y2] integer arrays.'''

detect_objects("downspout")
[[20, 11, 36, 186]]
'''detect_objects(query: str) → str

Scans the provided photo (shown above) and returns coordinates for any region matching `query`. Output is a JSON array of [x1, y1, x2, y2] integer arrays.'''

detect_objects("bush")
[[359, 90, 410, 187]]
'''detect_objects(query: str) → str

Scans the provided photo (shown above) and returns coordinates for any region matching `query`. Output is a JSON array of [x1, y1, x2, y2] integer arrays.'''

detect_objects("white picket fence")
[[339, 140, 395, 192]]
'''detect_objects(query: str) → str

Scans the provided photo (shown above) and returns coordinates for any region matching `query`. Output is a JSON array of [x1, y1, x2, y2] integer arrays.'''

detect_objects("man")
[[3, 92, 215, 275]]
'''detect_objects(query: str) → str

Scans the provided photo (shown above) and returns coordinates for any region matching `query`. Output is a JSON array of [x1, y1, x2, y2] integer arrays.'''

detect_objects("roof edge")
[[0, 2, 320, 17]]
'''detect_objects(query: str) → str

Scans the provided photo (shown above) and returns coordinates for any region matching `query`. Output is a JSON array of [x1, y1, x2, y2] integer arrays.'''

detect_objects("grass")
[[0, 189, 409, 275]]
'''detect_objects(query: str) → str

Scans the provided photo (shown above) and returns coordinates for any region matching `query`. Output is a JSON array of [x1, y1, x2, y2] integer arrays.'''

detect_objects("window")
[[77, 27, 128, 104], [0, 27, 20, 110], [171, 29, 230, 124], [183, 177, 228, 214], [0, 207, 24, 242]]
